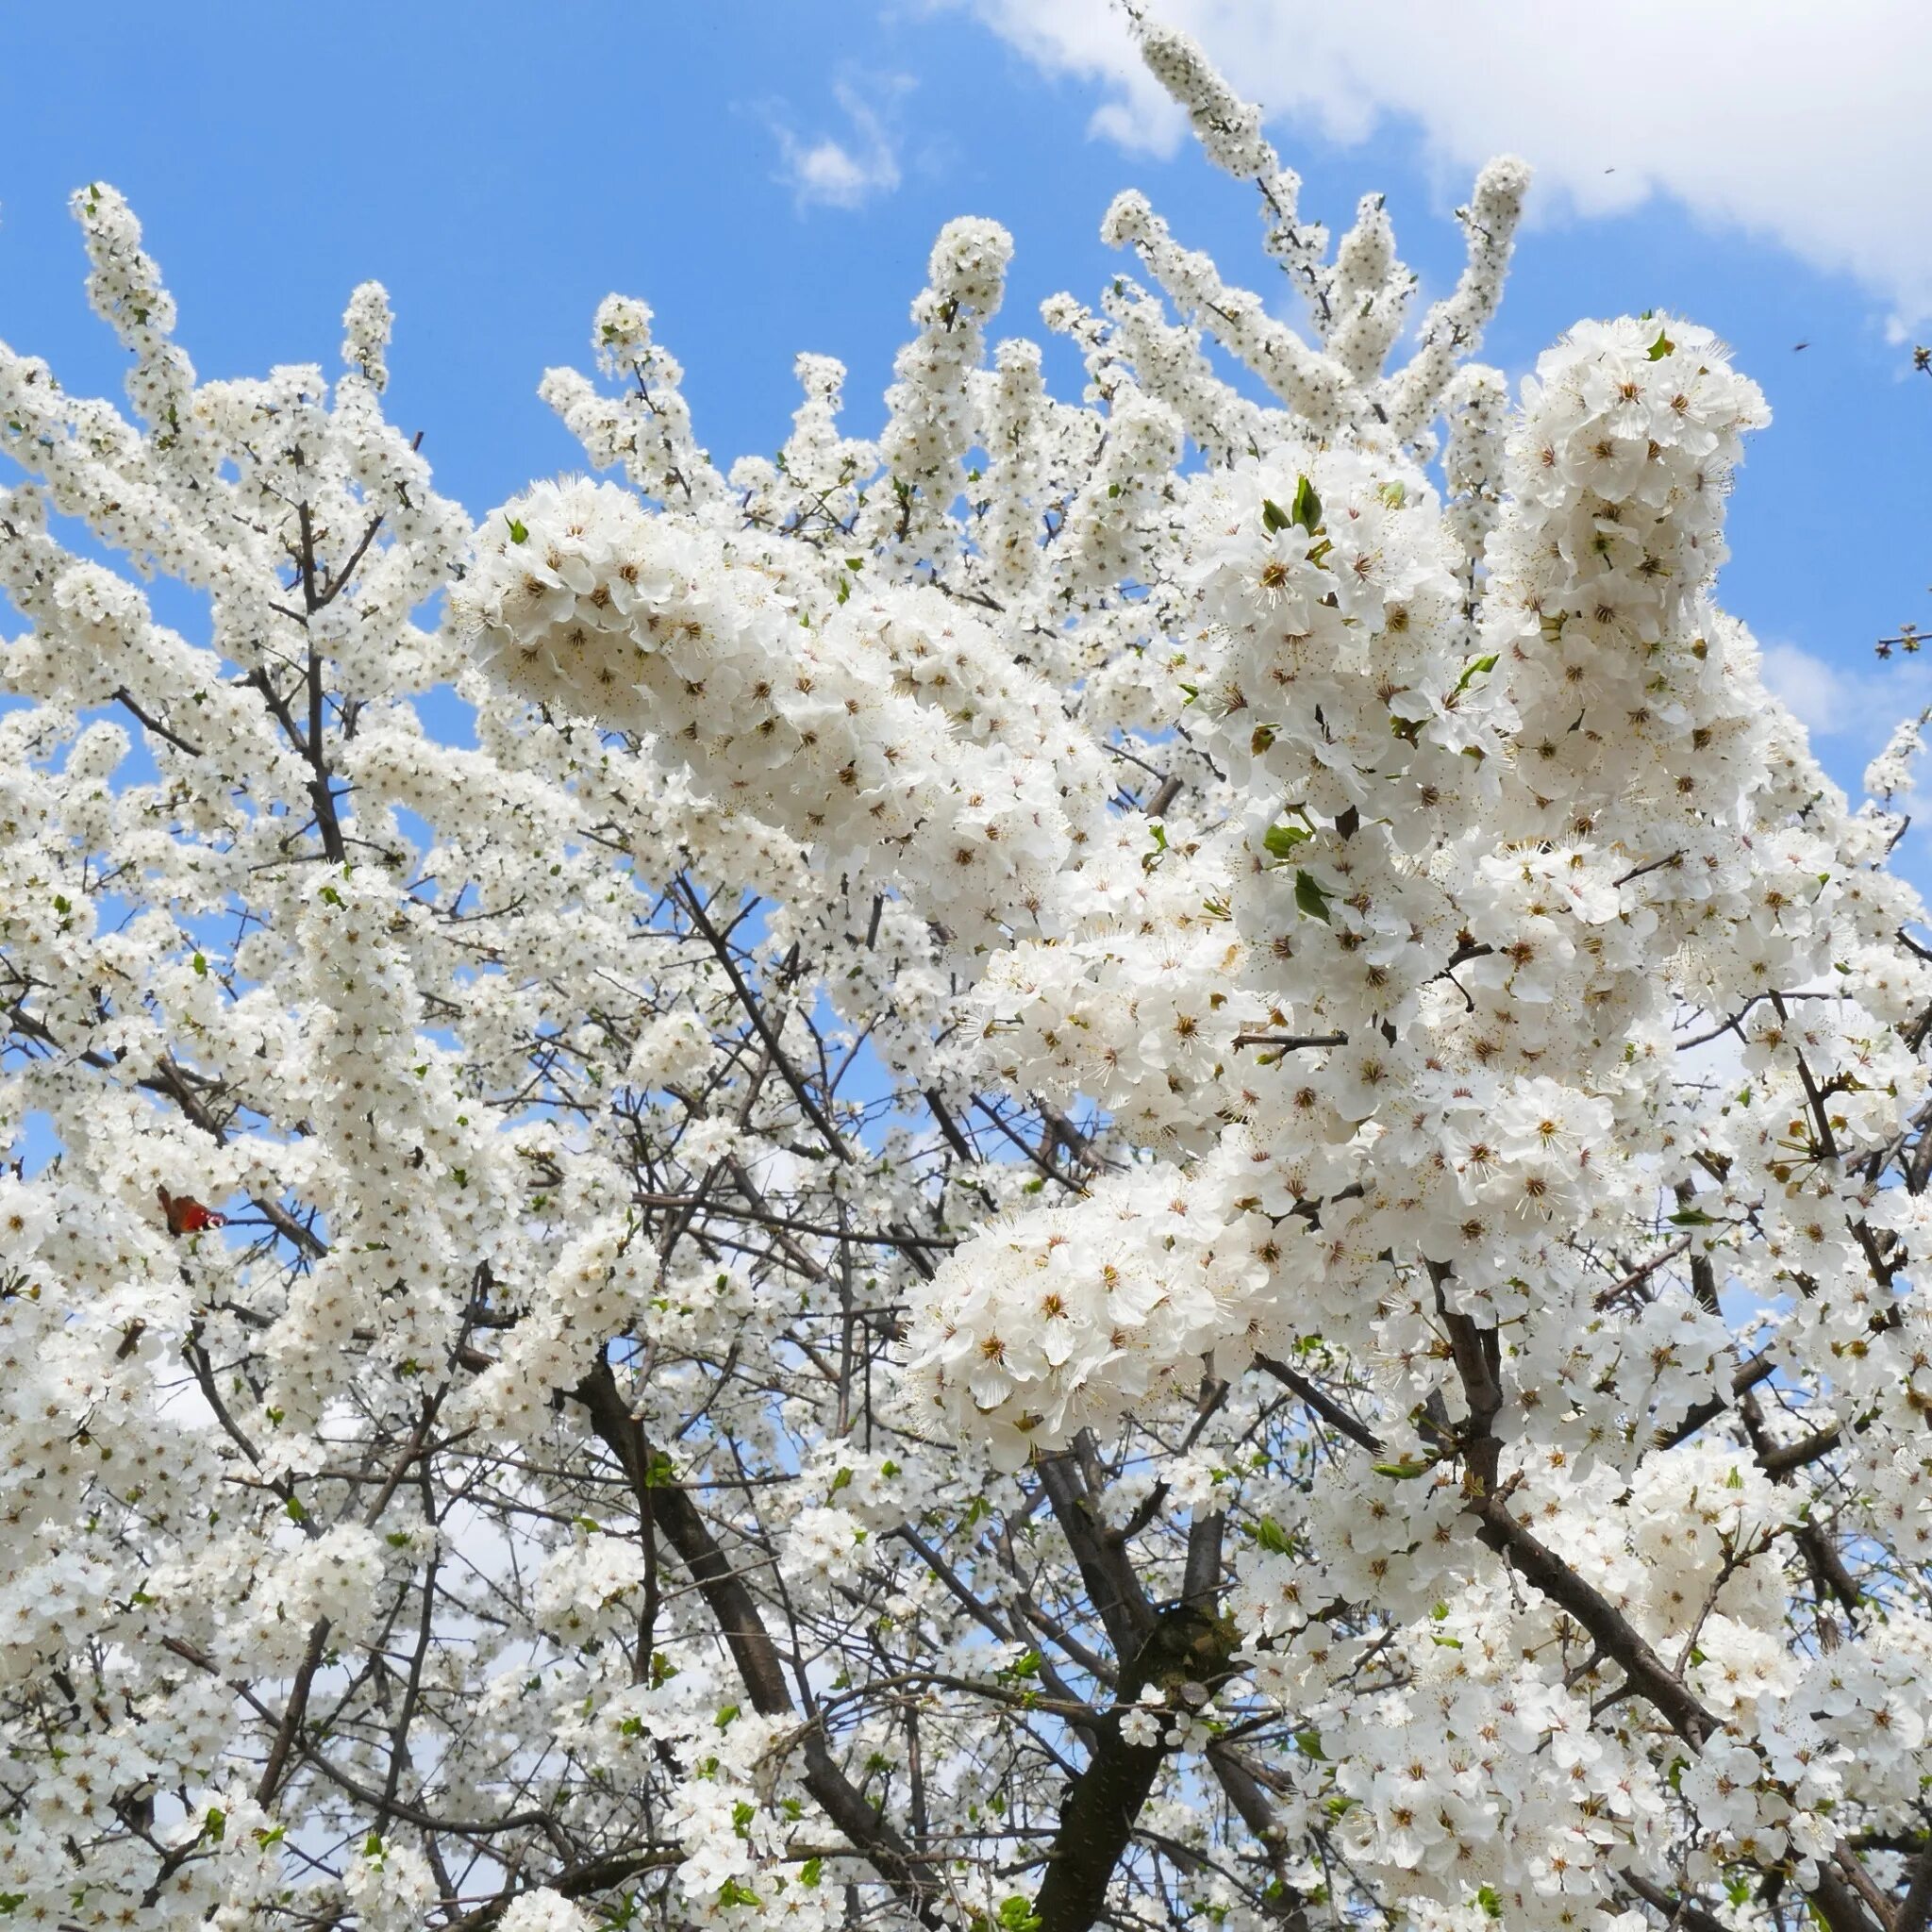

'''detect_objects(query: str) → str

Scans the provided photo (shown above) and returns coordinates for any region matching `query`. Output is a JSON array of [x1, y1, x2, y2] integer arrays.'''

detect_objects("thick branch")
[[1036, 1442, 1156, 1660], [1032, 1607, 1240, 1932], [571, 1357, 940, 1924]]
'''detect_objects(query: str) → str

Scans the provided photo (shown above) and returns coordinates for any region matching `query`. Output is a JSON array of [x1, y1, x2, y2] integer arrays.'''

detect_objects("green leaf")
[[1259, 497, 1291, 535], [1252, 1515, 1292, 1555], [1292, 870, 1332, 923], [507, 516, 529, 543], [1666, 1208, 1714, 1226], [1291, 472, 1323, 533], [1371, 1457, 1432, 1480], [1262, 823, 1311, 861], [1293, 1729, 1326, 1760], [284, 1494, 308, 1523], [715, 1703, 741, 1729], [203, 1807, 226, 1842], [800, 1858, 824, 1889], [835, 575, 850, 605], [1647, 329, 1674, 361], [192, 952, 208, 977], [1476, 1885, 1503, 1920], [716, 1880, 761, 1909], [1453, 653, 1499, 695]]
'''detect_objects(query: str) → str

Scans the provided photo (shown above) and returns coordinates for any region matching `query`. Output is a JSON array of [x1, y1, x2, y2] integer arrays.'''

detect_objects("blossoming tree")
[[7, 21, 1932, 1932]]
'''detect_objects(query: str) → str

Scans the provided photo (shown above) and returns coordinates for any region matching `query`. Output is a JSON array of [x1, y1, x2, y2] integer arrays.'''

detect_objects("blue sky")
[[3, 0, 1927, 822]]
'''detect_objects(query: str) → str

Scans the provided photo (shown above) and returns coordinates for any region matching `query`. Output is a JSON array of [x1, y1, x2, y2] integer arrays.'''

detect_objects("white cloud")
[[940, 0, 1932, 327], [1758, 642, 1851, 740], [773, 75, 912, 211], [1759, 641, 1929, 751]]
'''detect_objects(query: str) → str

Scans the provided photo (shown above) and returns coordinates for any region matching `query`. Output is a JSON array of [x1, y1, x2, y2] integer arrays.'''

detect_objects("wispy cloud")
[[1759, 641, 1930, 756], [927, 0, 1932, 329], [772, 74, 913, 212]]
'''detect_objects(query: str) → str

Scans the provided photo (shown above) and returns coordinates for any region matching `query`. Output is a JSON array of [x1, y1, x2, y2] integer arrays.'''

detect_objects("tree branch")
[[571, 1355, 941, 1925]]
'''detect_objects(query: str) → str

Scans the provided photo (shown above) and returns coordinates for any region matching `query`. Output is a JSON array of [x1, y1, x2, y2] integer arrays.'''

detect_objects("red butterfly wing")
[[158, 1187, 226, 1236]]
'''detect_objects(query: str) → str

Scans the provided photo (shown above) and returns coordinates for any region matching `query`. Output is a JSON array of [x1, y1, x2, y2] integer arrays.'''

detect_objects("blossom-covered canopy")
[[4, 23, 1931, 1932]]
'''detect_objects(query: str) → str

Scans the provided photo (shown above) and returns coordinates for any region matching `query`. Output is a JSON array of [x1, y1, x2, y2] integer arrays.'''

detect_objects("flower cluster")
[[453, 475, 1085, 946]]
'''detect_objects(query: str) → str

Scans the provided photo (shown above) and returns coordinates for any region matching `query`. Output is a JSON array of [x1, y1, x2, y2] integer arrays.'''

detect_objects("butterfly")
[[158, 1186, 226, 1236]]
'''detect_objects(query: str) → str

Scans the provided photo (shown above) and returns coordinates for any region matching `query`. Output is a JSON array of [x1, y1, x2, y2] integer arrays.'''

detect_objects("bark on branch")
[[1031, 1607, 1241, 1932], [573, 1356, 942, 1924]]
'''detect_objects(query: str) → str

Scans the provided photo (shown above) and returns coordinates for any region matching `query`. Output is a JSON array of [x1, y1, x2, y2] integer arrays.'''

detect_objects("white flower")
[[498, 1890, 592, 1932]]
